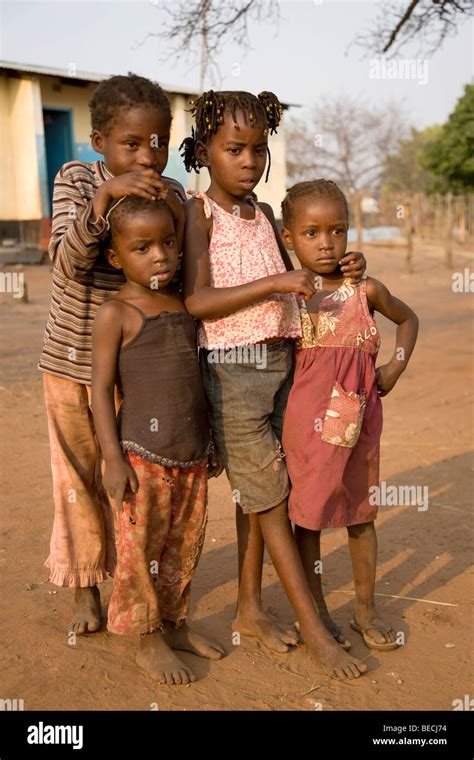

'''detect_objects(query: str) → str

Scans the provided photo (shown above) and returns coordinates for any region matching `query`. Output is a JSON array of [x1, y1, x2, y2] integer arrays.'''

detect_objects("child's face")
[[92, 105, 171, 177], [107, 208, 178, 289], [282, 197, 348, 275], [198, 109, 268, 197]]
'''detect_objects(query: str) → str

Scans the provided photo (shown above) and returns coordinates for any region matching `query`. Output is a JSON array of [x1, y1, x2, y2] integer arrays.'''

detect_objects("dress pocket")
[[321, 381, 367, 448]]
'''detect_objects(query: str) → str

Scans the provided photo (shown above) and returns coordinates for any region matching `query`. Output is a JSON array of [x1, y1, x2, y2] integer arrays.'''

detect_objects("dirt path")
[[0, 243, 472, 711]]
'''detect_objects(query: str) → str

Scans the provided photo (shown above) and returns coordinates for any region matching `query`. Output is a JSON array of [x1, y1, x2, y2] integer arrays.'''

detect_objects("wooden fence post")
[[444, 192, 454, 268], [405, 197, 414, 273], [354, 192, 362, 249], [458, 197, 466, 244]]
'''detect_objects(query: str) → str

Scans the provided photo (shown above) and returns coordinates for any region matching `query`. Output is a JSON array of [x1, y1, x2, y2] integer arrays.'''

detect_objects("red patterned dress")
[[282, 278, 383, 530]]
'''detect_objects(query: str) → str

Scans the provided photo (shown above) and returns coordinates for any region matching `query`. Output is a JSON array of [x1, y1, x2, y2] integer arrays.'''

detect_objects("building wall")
[[0, 76, 16, 219], [167, 92, 194, 191], [0, 74, 47, 222]]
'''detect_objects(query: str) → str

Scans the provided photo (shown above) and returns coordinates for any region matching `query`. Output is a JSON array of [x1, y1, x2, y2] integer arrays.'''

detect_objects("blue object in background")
[[43, 108, 73, 213], [347, 226, 405, 243], [75, 142, 102, 164], [165, 147, 190, 189]]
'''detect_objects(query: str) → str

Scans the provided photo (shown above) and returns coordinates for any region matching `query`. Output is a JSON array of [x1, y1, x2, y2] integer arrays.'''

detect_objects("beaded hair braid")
[[180, 90, 283, 183], [281, 179, 350, 227]]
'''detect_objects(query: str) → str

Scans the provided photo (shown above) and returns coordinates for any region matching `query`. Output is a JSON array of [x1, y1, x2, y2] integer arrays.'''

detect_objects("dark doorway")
[[43, 108, 73, 213]]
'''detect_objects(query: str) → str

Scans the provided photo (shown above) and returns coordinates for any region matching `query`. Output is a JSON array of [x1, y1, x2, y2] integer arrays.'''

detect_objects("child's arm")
[[91, 302, 138, 506], [366, 278, 419, 397], [48, 164, 109, 279], [183, 198, 316, 320]]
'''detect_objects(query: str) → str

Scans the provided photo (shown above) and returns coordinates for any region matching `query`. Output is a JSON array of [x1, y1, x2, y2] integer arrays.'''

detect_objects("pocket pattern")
[[321, 381, 367, 448]]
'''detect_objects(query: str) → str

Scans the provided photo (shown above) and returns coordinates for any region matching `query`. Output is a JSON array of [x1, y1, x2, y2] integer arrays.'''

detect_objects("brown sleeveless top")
[[115, 302, 211, 467]]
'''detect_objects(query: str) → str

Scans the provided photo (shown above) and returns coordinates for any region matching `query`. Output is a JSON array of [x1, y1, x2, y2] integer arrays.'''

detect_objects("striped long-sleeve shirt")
[[38, 160, 186, 384]]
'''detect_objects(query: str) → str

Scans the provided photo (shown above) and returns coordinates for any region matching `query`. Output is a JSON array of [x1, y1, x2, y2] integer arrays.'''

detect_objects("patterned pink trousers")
[[107, 452, 208, 636]]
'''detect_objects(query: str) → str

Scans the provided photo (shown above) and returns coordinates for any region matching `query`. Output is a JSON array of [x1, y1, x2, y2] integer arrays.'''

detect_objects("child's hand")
[[92, 170, 169, 221], [103, 456, 139, 509], [102, 169, 168, 203], [375, 362, 402, 397], [340, 251, 366, 282], [207, 447, 224, 479], [272, 269, 316, 300]]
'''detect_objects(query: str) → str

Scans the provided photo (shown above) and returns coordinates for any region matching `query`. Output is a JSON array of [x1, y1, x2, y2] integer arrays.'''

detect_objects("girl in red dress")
[[281, 179, 419, 652]]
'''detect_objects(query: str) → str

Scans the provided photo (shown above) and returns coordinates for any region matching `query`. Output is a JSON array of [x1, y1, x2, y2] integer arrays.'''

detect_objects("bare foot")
[[136, 631, 197, 684], [294, 615, 351, 650], [304, 627, 368, 680], [70, 586, 101, 634], [163, 621, 226, 660], [312, 594, 352, 649], [233, 607, 299, 653]]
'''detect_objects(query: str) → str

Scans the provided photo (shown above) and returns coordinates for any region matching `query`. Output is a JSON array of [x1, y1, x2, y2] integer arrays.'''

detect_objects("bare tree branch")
[[352, 0, 473, 58], [133, 1, 472, 86], [382, 0, 421, 53], [286, 96, 409, 195], [135, 0, 280, 88]]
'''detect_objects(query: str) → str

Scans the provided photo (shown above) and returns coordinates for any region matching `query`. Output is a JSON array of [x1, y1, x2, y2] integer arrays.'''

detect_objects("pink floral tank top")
[[193, 192, 302, 349]]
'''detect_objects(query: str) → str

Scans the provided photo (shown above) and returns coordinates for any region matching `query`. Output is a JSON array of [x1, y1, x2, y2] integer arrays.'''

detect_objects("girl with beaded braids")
[[182, 89, 369, 680]]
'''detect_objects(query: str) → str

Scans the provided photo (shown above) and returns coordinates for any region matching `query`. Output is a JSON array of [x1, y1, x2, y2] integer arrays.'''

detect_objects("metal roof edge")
[[0, 60, 300, 107]]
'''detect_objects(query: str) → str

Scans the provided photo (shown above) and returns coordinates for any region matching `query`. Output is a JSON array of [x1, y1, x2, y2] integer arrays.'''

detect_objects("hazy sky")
[[1, 0, 472, 129]]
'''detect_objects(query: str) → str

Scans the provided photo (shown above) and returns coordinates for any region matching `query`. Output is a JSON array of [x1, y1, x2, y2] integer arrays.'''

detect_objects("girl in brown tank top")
[[91, 196, 225, 684]]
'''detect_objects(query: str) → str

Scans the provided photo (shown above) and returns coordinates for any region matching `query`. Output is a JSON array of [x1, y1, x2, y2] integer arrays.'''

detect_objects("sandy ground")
[[0, 241, 473, 712]]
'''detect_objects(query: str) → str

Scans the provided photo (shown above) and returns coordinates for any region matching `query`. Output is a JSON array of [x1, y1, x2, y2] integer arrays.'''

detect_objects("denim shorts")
[[199, 339, 294, 513]]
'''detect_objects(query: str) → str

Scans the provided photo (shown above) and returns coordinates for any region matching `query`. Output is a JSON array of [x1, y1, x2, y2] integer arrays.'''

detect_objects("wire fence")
[[348, 192, 474, 270]]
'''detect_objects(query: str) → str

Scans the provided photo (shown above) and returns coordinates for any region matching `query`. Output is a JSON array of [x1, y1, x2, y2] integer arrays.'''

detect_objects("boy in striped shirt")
[[38, 73, 185, 634]]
